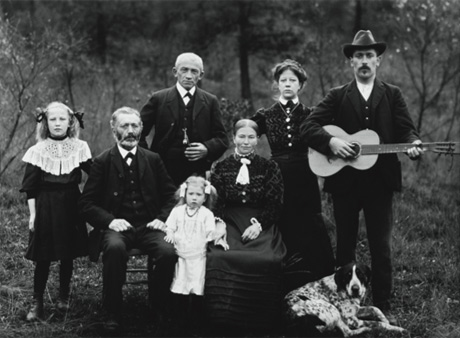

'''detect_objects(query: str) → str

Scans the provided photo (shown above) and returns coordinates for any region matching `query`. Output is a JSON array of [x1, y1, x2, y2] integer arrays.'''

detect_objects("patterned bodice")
[[211, 154, 283, 229], [252, 102, 311, 156]]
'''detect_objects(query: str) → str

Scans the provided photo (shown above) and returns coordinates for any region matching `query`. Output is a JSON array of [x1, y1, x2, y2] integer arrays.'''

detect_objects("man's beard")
[[115, 131, 140, 150]]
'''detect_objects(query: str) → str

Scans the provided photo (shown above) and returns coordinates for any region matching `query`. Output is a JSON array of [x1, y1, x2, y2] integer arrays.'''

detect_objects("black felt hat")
[[342, 30, 387, 58]]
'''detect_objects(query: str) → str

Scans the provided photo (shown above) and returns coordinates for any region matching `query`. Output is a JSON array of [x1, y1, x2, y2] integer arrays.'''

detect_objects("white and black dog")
[[284, 262, 407, 337]]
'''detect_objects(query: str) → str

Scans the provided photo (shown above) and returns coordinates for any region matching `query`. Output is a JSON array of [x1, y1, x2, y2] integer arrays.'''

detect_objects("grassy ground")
[[0, 154, 459, 338]]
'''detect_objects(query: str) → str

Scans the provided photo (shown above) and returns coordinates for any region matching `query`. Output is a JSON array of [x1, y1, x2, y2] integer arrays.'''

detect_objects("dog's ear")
[[334, 266, 345, 291], [356, 263, 372, 286]]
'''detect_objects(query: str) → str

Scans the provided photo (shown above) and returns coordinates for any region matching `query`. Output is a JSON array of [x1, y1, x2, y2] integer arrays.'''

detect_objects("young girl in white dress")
[[164, 175, 228, 335], [164, 175, 228, 296]]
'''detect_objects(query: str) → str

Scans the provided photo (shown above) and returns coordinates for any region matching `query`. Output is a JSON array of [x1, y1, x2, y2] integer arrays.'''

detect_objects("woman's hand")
[[242, 218, 262, 242], [28, 214, 35, 232]]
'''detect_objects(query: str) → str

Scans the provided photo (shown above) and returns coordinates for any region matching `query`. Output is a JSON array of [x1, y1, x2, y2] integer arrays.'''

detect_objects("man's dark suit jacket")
[[79, 145, 177, 231], [301, 79, 419, 193], [139, 86, 228, 163]]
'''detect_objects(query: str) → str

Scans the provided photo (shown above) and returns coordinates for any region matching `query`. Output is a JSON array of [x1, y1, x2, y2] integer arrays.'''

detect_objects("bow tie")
[[283, 100, 294, 110], [124, 152, 134, 165]]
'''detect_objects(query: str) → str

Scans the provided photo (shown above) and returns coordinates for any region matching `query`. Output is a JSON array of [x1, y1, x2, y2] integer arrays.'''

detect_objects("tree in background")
[[390, 0, 460, 140], [0, 16, 85, 179], [0, 0, 458, 180], [291, 0, 354, 102]]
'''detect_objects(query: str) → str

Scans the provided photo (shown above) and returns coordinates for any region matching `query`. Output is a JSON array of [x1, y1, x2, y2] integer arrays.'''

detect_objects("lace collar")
[[22, 138, 91, 176], [233, 149, 255, 162]]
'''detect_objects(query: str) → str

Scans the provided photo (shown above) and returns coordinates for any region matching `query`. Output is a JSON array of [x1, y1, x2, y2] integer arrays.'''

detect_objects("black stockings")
[[33, 259, 73, 297], [59, 259, 73, 297]]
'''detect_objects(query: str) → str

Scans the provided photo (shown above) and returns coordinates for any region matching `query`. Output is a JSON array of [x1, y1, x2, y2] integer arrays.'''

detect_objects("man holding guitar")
[[301, 30, 423, 324]]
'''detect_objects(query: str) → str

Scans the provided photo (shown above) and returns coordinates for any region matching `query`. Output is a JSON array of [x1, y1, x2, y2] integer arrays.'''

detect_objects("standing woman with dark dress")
[[205, 119, 286, 335], [252, 59, 335, 288]]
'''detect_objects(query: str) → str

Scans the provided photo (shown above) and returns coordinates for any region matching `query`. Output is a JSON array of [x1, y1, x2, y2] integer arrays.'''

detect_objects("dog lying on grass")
[[284, 262, 407, 337]]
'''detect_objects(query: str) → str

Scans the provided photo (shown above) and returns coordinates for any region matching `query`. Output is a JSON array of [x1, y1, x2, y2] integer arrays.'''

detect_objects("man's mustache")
[[359, 66, 370, 71], [121, 133, 140, 141]]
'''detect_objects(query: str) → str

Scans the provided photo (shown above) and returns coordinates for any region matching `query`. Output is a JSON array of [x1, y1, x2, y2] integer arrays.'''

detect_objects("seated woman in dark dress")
[[204, 119, 286, 335], [252, 59, 335, 290]]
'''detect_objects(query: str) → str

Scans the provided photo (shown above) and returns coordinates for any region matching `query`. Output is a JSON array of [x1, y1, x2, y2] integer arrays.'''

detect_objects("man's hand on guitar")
[[407, 140, 424, 160], [310, 126, 455, 177], [329, 137, 358, 159]]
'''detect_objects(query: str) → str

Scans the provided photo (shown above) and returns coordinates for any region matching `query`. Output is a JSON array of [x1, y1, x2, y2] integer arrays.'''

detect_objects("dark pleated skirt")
[[25, 185, 88, 261], [204, 205, 286, 331]]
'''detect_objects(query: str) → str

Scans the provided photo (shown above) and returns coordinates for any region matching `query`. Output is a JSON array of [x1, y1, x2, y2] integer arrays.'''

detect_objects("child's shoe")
[[56, 297, 70, 311], [26, 295, 44, 321], [56, 284, 70, 312]]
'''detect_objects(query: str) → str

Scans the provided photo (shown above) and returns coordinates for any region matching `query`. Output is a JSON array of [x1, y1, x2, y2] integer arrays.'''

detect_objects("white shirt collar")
[[176, 83, 196, 98], [279, 97, 299, 105], [117, 145, 137, 159], [356, 80, 374, 101]]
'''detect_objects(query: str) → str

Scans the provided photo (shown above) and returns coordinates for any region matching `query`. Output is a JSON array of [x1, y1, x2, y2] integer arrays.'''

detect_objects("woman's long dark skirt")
[[273, 155, 335, 290], [205, 205, 286, 333]]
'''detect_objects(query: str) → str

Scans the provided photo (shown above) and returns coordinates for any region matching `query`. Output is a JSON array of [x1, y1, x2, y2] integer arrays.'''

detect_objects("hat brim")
[[342, 42, 387, 58]]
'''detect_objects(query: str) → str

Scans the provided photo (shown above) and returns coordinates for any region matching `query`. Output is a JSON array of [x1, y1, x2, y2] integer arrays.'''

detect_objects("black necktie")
[[125, 152, 134, 166]]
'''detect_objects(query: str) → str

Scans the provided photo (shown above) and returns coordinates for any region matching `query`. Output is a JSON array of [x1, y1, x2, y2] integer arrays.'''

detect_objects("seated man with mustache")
[[79, 107, 177, 333]]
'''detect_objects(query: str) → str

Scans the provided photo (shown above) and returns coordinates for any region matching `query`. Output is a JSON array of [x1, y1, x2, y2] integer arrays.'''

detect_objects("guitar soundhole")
[[350, 142, 361, 158]]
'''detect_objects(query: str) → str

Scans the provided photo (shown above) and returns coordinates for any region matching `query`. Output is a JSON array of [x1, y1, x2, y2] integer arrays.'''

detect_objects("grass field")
[[0, 153, 459, 338]]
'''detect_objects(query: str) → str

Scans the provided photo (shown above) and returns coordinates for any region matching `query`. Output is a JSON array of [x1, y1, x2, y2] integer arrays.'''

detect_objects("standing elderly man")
[[301, 30, 423, 322], [79, 107, 177, 332], [139, 52, 228, 185]]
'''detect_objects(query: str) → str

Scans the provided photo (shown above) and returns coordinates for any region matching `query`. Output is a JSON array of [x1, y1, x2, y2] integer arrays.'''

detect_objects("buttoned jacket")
[[301, 79, 419, 193], [79, 145, 176, 230], [139, 86, 228, 162]]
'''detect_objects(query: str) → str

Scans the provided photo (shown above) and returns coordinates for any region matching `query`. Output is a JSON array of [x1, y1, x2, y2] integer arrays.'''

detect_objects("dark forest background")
[[0, 0, 459, 181], [0, 1, 459, 338]]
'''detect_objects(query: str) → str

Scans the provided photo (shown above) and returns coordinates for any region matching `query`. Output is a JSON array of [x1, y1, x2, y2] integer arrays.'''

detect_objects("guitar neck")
[[361, 143, 437, 155]]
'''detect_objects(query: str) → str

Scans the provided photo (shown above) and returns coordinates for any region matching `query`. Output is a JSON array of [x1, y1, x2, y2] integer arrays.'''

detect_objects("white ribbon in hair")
[[236, 158, 251, 185], [205, 180, 212, 194], [180, 180, 213, 197], [179, 182, 187, 198]]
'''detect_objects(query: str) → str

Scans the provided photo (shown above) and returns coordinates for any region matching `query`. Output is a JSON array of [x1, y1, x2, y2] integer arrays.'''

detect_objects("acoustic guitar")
[[308, 125, 459, 177]]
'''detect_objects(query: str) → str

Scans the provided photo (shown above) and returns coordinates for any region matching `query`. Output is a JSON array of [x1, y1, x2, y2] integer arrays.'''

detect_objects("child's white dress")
[[165, 204, 215, 295]]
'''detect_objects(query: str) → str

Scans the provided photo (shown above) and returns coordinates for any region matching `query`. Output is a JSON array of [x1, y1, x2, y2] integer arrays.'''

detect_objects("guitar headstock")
[[431, 142, 460, 155]]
